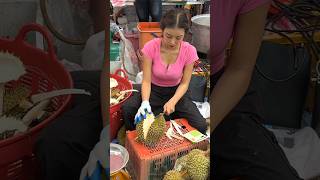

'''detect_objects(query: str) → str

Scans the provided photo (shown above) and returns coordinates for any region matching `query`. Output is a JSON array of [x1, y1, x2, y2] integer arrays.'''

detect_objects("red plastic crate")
[[125, 119, 209, 180]]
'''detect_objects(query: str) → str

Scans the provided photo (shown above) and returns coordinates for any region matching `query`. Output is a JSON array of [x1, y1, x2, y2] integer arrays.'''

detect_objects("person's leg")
[[172, 90, 208, 134], [210, 71, 302, 180], [149, 0, 162, 22], [35, 71, 103, 180], [121, 84, 142, 130], [212, 112, 302, 180], [149, 84, 173, 117], [134, 0, 149, 22]]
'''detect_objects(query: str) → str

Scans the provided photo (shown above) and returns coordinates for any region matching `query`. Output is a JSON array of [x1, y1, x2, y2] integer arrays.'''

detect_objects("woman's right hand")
[[134, 100, 152, 124]]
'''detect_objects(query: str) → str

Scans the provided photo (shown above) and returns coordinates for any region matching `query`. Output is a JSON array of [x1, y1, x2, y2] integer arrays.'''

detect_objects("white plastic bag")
[[118, 30, 140, 81], [81, 30, 105, 70], [135, 71, 143, 84], [61, 59, 84, 72], [268, 127, 320, 179]]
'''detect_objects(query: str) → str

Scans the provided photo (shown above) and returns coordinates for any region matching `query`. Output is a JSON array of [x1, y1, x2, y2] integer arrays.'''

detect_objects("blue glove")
[[134, 100, 152, 124]]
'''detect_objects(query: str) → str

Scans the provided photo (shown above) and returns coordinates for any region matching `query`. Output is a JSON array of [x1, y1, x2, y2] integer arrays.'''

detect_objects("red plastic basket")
[[0, 23, 73, 180], [110, 69, 133, 140]]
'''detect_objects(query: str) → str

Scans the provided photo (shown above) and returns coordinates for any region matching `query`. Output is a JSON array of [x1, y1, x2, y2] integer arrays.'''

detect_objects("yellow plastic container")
[[137, 22, 162, 49], [111, 169, 131, 180]]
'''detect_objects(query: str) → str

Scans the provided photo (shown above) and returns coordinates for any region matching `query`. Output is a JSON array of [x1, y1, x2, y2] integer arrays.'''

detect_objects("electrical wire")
[[259, 0, 320, 82]]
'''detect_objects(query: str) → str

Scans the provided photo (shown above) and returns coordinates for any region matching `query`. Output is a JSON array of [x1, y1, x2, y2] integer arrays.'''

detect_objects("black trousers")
[[211, 69, 302, 180], [122, 84, 208, 134], [134, 0, 162, 22], [35, 71, 103, 180]]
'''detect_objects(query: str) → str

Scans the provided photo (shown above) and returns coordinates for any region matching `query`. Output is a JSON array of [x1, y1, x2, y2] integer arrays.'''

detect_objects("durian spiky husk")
[[187, 149, 205, 159], [185, 153, 210, 180], [0, 51, 26, 82], [4, 105, 27, 119], [136, 113, 166, 147], [144, 113, 165, 147], [178, 149, 205, 170], [163, 170, 184, 180], [3, 84, 30, 113], [136, 119, 145, 142]]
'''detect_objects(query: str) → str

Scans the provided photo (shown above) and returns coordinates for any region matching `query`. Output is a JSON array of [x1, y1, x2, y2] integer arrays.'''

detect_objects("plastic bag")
[[268, 126, 320, 179], [81, 30, 105, 70], [60, 59, 84, 72], [118, 30, 140, 81]]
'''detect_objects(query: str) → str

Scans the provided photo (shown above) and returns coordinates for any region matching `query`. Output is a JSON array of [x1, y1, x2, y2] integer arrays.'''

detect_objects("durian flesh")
[[142, 113, 155, 139]]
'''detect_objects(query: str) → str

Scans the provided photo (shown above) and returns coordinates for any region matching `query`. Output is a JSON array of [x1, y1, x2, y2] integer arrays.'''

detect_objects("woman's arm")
[[100, 60, 108, 127], [211, 3, 270, 131], [141, 55, 153, 102], [164, 63, 194, 114]]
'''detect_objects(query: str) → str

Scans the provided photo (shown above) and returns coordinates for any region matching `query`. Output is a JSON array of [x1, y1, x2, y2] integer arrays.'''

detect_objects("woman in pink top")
[[211, 1, 302, 179], [122, 9, 207, 134]]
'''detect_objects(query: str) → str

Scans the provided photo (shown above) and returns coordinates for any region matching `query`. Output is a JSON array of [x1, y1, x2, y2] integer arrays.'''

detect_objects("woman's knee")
[[35, 126, 67, 158], [189, 117, 208, 134]]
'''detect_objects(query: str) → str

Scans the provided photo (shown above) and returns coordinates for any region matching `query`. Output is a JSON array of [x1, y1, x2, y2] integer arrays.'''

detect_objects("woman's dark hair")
[[160, 9, 190, 33]]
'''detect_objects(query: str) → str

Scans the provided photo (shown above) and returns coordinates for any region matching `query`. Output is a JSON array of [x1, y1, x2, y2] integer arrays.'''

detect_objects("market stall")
[[109, 1, 211, 179]]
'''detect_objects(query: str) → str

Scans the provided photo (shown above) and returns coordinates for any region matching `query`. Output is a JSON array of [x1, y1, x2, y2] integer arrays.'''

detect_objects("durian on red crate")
[[125, 118, 209, 180]]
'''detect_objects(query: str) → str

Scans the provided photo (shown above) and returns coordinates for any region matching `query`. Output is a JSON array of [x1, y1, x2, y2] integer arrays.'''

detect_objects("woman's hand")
[[163, 99, 177, 115]]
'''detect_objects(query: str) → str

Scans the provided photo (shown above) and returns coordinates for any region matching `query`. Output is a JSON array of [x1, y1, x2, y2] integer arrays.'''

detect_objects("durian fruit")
[[185, 153, 210, 180], [163, 170, 184, 180], [177, 149, 205, 169], [3, 84, 30, 113], [4, 105, 27, 119], [136, 113, 166, 147], [0, 51, 26, 117], [110, 78, 118, 88], [187, 149, 205, 158], [0, 116, 28, 140]]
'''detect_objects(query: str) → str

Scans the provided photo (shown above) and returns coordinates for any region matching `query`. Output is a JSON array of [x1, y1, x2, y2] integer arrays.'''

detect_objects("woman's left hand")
[[163, 99, 176, 115]]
